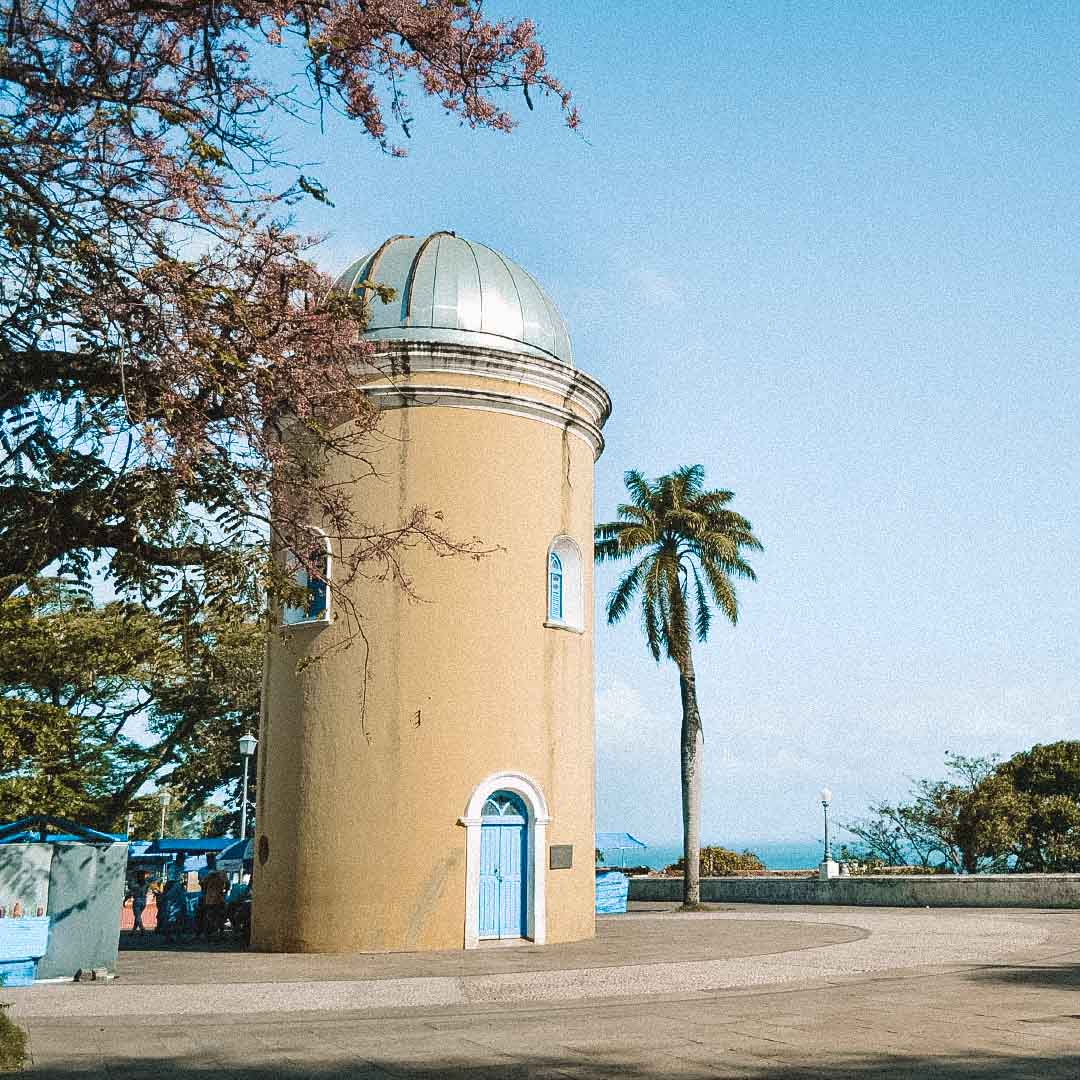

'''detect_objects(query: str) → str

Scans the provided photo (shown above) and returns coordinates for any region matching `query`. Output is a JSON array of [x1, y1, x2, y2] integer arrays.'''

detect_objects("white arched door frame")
[[459, 771, 550, 948]]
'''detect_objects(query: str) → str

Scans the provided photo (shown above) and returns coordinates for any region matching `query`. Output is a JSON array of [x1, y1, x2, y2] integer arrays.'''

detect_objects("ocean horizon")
[[598, 840, 825, 872]]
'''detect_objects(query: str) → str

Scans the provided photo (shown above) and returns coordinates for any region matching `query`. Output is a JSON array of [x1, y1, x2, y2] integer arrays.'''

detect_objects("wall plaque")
[[549, 844, 573, 870]]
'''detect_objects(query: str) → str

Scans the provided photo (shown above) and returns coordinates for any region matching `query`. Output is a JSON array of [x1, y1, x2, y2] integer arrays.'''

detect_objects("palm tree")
[[595, 465, 762, 907]]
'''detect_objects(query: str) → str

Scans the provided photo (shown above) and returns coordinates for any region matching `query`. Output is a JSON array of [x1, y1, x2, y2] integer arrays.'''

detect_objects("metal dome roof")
[[335, 232, 573, 367]]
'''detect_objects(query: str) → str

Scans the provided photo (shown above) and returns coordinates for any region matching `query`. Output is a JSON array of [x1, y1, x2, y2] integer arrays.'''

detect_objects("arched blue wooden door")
[[478, 791, 528, 939]]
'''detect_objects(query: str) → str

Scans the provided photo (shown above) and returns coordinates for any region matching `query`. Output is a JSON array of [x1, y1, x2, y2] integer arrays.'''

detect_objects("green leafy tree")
[[917, 759, 1024, 874], [595, 466, 761, 906], [0, 579, 260, 831], [842, 803, 937, 868], [0, 700, 100, 822], [848, 751, 1037, 874], [0, 579, 160, 821], [999, 741, 1080, 871], [105, 593, 262, 829], [1, 0, 574, 635]]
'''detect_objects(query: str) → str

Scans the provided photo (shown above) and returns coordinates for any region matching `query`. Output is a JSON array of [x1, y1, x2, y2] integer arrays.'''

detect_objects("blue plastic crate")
[[595, 871, 630, 914], [0, 959, 35, 987]]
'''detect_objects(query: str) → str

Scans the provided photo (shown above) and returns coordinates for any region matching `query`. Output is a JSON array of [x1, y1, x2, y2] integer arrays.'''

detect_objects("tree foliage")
[[596, 466, 761, 666], [0, 579, 261, 831], [596, 465, 761, 905], [663, 846, 765, 878], [847, 743, 1080, 874], [0, 0, 573, 630], [999, 741, 1080, 872]]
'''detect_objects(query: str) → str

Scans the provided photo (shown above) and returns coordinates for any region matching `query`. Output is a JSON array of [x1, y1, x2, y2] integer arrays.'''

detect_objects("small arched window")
[[282, 529, 331, 626], [545, 536, 582, 631]]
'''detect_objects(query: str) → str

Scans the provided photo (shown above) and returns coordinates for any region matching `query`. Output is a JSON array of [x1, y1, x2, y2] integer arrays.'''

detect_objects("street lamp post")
[[238, 734, 257, 840], [821, 787, 832, 861], [158, 792, 170, 839], [819, 787, 838, 880]]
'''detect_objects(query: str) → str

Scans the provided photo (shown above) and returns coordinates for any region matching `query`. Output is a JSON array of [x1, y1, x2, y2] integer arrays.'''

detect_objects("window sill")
[[543, 621, 584, 635], [279, 617, 331, 630]]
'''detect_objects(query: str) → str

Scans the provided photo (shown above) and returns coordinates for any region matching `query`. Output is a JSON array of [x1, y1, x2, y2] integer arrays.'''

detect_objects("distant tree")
[[847, 753, 1024, 874], [125, 794, 173, 840], [0, 579, 261, 830], [120, 598, 262, 830], [846, 748, 1080, 874], [845, 800, 944, 869], [917, 758, 1024, 874], [999, 741, 1080, 872], [595, 466, 761, 907], [0, 579, 160, 821]]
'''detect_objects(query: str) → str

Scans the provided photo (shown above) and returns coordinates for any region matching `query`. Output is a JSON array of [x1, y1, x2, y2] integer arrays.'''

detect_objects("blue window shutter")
[[305, 544, 328, 618], [548, 552, 563, 621], [307, 575, 327, 618]]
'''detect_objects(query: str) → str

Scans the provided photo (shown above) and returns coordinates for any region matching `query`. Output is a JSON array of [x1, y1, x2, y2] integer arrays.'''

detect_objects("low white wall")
[[628, 873, 1080, 908]]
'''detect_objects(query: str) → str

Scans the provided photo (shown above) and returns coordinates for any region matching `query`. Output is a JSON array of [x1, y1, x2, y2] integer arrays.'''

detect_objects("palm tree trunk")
[[678, 646, 704, 906]]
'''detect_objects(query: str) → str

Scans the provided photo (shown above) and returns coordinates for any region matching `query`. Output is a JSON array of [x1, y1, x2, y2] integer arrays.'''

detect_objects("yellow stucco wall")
[[253, 356, 606, 952]]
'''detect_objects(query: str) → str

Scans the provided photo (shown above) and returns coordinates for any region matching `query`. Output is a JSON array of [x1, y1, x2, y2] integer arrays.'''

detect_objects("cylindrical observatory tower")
[[254, 232, 611, 952]]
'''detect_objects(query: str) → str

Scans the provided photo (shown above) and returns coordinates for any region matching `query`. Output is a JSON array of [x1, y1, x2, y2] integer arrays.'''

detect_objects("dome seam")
[[461, 237, 486, 337], [486, 242, 527, 345]]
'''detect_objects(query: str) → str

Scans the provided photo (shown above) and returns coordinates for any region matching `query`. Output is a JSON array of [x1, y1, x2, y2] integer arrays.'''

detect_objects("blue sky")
[[269, 3, 1080, 844]]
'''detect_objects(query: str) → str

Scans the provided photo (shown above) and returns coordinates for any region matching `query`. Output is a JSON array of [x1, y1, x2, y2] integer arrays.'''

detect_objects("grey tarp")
[[0, 843, 51, 914], [37, 841, 126, 979], [0, 841, 126, 979]]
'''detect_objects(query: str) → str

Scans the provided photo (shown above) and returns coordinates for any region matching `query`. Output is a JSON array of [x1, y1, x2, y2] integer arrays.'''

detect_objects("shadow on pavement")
[[963, 959, 1080, 989], [26, 1051, 1080, 1079], [118, 930, 247, 953]]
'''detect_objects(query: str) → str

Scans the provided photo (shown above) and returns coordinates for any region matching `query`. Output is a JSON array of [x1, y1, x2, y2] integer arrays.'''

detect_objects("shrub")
[[844, 858, 948, 876], [0, 1005, 27, 1072], [663, 846, 765, 877]]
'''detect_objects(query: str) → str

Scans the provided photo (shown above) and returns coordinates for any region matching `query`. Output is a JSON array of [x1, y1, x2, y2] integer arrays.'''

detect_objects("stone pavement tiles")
[[15, 906, 1080, 1077]]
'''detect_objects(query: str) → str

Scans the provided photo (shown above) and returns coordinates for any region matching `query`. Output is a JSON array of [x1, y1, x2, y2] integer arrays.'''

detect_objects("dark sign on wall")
[[549, 844, 573, 870]]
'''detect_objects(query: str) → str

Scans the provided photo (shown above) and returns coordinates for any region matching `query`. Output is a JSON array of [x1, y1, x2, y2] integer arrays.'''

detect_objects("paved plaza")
[[11, 903, 1080, 1077]]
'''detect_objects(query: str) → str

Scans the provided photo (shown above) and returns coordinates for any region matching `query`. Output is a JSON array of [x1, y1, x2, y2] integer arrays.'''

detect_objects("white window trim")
[[459, 771, 550, 949], [281, 527, 332, 628], [544, 535, 583, 632]]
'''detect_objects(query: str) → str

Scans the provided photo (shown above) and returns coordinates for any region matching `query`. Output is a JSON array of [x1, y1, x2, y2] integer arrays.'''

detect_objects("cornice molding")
[[365, 383, 606, 460], [362, 340, 612, 433]]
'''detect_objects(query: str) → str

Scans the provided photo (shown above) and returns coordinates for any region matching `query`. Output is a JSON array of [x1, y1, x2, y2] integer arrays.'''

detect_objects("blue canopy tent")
[[216, 837, 253, 874], [595, 832, 648, 868], [142, 838, 236, 855], [126, 839, 172, 879], [142, 837, 236, 878], [0, 816, 123, 844]]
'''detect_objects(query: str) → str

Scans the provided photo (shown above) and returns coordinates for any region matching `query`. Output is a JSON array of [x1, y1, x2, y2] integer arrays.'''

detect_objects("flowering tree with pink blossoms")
[[0, 0, 576, 628]]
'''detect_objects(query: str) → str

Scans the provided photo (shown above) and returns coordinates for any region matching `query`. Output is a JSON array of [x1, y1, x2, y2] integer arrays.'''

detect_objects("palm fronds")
[[594, 465, 761, 663]]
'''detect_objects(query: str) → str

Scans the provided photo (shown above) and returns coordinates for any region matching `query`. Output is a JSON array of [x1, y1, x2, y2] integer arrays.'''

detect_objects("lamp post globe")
[[238, 734, 257, 840]]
